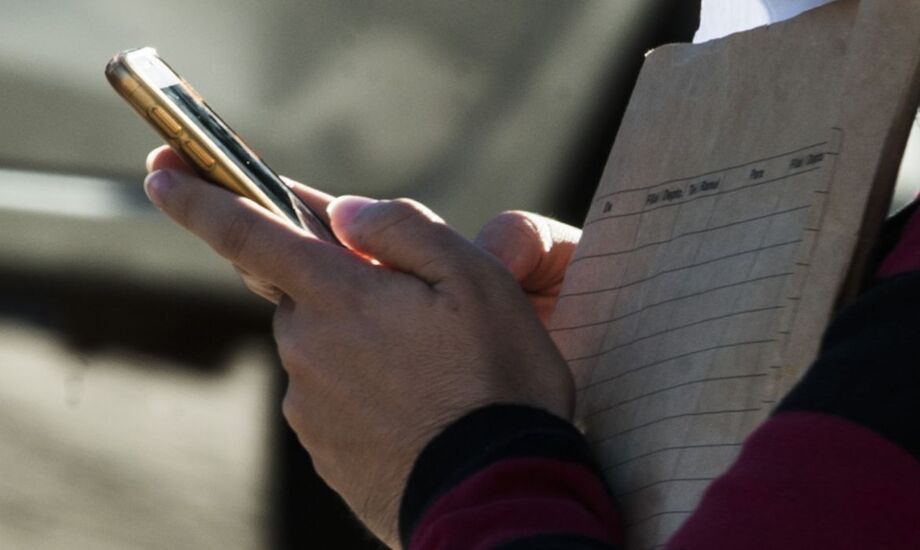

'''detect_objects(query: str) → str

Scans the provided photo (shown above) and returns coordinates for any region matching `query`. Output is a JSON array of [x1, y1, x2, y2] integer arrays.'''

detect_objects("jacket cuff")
[[398, 404, 606, 547]]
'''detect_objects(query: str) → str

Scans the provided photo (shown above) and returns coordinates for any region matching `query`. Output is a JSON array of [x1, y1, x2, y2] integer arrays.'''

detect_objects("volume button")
[[149, 106, 183, 137], [182, 140, 216, 171]]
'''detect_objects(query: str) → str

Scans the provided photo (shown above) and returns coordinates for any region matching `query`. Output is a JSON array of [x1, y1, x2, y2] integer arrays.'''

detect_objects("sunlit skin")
[[145, 145, 579, 548], [473, 210, 581, 327]]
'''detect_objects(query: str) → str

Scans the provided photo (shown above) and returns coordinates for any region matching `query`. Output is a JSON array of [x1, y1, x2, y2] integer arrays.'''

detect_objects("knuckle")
[[417, 251, 464, 279], [167, 184, 196, 227], [477, 211, 542, 254], [352, 198, 424, 246], [164, 178, 211, 232], [280, 389, 301, 428], [244, 278, 280, 303], [236, 266, 280, 302], [274, 331, 303, 371], [366, 198, 418, 223], [501, 210, 543, 240], [272, 310, 301, 371], [218, 210, 256, 261], [494, 209, 535, 229], [379, 198, 435, 227], [377, 199, 423, 230], [389, 197, 424, 213]]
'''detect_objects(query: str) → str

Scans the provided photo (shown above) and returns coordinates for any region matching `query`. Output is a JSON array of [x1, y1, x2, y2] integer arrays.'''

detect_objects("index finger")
[[145, 168, 364, 300], [281, 176, 335, 226], [147, 145, 336, 229], [146, 145, 193, 174]]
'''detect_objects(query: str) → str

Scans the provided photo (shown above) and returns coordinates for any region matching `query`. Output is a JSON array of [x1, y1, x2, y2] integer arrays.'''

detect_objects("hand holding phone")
[[106, 47, 338, 243]]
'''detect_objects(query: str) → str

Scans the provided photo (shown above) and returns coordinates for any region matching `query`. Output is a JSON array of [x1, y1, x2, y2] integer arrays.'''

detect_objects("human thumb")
[[474, 211, 581, 291], [327, 196, 477, 285]]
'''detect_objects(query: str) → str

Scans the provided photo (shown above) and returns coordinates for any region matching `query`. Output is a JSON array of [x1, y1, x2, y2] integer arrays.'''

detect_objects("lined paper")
[[552, 137, 839, 547]]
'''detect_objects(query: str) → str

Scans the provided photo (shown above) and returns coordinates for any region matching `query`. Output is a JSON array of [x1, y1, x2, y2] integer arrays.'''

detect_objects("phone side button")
[[149, 107, 182, 137], [182, 140, 217, 171]]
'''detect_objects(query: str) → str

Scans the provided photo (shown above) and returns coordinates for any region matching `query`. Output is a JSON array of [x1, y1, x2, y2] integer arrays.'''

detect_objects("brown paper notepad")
[[549, 1, 920, 547]]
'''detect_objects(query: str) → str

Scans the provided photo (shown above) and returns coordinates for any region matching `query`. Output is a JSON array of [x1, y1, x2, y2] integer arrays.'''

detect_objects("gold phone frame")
[[106, 47, 337, 242]]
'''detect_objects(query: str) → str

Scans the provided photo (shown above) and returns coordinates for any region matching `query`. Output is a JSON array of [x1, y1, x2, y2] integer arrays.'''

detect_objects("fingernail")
[[327, 195, 376, 226], [145, 149, 159, 172], [144, 170, 175, 209], [145, 146, 169, 172]]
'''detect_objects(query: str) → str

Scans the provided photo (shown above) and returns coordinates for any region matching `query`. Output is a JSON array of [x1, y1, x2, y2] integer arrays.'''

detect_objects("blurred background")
[[0, 1, 916, 549]]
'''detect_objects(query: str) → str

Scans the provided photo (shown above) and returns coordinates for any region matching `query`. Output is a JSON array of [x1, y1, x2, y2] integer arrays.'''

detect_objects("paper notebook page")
[[549, 2, 857, 547]]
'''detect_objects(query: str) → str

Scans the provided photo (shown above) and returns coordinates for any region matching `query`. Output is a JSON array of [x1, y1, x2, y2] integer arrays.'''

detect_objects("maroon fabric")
[[667, 411, 920, 549], [878, 201, 920, 279], [409, 458, 621, 550]]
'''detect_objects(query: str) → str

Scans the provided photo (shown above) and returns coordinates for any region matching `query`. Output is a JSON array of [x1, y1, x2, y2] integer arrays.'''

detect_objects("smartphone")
[[105, 47, 338, 243]]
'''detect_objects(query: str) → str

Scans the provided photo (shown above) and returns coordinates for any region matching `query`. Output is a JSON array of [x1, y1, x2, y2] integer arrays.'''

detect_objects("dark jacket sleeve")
[[399, 405, 623, 550]]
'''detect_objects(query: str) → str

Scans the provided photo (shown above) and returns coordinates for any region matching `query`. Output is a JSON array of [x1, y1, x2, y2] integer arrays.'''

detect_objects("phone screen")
[[160, 84, 307, 228]]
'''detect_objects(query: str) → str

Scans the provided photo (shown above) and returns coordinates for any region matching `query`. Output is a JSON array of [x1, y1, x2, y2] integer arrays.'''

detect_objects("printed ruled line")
[[605, 442, 742, 471], [616, 476, 716, 498], [554, 271, 793, 333], [592, 141, 829, 201], [579, 339, 776, 392], [586, 373, 769, 419], [567, 205, 810, 269], [562, 236, 802, 300], [585, 166, 823, 226], [625, 510, 696, 528], [591, 407, 762, 446], [566, 306, 784, 363]]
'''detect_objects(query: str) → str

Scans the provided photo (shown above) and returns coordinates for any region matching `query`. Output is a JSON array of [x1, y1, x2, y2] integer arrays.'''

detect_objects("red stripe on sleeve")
[[410, 458, 622, 550], [667, 411, 920, 550]]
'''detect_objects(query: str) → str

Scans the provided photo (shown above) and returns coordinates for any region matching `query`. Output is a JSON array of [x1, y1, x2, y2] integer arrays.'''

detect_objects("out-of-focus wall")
[[0, 322, 273, 550]]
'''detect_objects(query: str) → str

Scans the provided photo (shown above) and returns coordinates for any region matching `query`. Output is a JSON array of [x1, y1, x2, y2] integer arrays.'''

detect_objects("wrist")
[[399, 404, 615, 548]]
